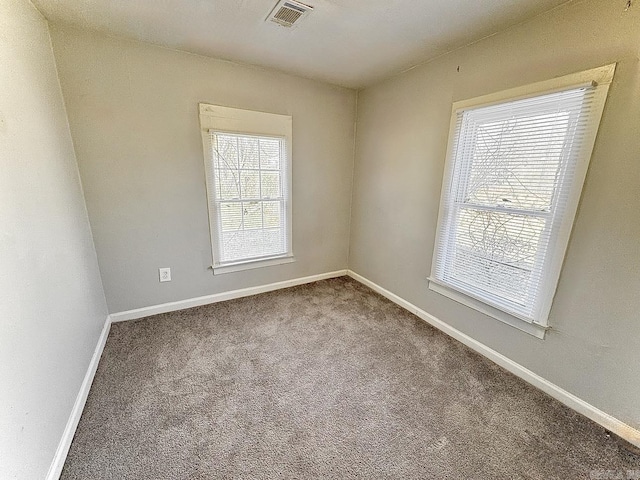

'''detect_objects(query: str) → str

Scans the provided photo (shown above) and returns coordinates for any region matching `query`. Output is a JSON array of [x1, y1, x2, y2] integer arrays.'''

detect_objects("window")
[[199, 104, 293, 274], [429, 64, 615, 338]]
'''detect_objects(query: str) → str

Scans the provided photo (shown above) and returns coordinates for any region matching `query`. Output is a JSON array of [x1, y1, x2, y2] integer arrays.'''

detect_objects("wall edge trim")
[[46, 315, 111, 480], [346, 269, 640, 449]]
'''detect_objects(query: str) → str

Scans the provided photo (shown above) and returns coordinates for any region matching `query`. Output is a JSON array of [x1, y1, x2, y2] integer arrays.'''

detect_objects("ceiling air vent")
[[267, 0, 313, 28]]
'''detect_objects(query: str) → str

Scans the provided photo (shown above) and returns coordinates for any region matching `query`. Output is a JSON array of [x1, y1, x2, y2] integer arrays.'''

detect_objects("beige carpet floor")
[[61, 277, 639, 479]]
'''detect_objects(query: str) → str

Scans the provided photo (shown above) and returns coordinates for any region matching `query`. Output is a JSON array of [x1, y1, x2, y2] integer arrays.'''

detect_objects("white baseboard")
[[46, 315, 111, 480], [110, 270, 348, 323], [346, 269, 640, 449]]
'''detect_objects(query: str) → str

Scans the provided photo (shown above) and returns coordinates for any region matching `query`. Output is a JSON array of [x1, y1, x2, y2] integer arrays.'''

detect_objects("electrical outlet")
[[159, 267, 171, 282]]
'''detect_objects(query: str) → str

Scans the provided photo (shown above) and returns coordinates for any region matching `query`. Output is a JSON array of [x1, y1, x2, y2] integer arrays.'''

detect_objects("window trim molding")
[[428, 63, 616, 338], [428, 279, 549, 338], [199, 103, 294, 274], [212, 254, 295, 275]]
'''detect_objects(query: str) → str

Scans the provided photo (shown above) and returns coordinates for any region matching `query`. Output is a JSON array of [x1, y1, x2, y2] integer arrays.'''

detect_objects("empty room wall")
[[0, 1, 109, 478], [49, 26, 356, 314], [349, 0, 640, 429]]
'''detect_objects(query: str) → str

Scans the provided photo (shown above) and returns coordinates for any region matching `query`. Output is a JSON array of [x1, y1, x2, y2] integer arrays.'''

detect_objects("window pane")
[[242, 201, 262, 230], [219, 202, 242, 232], [465, 111, 571, 212], [260, 138, 280, 169], [220, 228, 285, 262], [238, 136, 259, 169], [214, 134, 238, 169], [450, 207, 546, 305], [262, 228, 285, 256], [261, 172, 281, 199], [240, 171, 260, 199], [217, 169, 239, 200], [221, 231, 245, 262], [263, 201, 282, 228]]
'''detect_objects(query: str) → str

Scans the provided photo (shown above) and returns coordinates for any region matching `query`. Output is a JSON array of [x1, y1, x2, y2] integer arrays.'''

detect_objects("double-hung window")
[[429, 65, 615, 338], [199, 104, 293, 274]]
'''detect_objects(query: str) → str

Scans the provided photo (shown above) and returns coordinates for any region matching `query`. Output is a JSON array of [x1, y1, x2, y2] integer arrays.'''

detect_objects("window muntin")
[[429, 65, 615, 335]]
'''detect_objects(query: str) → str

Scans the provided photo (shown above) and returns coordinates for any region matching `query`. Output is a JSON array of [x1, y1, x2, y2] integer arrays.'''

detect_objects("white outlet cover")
[[159, 267, 171, 282]]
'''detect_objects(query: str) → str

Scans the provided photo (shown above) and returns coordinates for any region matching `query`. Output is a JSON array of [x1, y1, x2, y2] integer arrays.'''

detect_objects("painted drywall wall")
[[0, 1, 108, 478], [50, 26, 356, 314], [350, 0, 640, 428]]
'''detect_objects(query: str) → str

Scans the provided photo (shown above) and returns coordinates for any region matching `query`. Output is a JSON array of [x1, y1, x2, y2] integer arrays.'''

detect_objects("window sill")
[[213, 255, 295, 275], [427, 278, 548, 339]]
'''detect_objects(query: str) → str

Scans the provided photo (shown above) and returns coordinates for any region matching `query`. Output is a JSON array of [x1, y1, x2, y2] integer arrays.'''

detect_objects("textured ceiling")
[[33, 0, 571, 88]]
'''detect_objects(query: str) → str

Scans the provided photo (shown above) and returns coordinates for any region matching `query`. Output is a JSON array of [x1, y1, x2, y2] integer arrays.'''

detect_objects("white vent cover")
[[267, 0, 313, 28]]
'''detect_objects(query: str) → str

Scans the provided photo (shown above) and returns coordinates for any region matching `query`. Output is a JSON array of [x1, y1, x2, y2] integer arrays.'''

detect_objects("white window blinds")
[[430, 68, 613, 329], [208, 131, 290, 265]]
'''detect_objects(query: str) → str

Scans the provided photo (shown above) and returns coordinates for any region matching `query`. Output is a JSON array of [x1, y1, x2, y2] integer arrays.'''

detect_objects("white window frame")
[[199, 104, 294, 275], [428, 64, 615, 338]]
